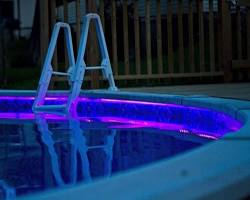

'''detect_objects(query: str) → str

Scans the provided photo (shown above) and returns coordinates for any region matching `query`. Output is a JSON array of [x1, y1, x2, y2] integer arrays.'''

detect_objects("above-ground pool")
[[0, 91, 249, 200]]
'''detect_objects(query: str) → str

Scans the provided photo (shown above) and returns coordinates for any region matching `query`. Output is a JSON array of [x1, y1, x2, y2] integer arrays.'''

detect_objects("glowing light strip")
[[0, 96, 205, 110], [98, 98, 181, 107], [0, 96, 65, 100], [91, 116, 219, 140], [0, 96, 238, 115], [0, 95, 242, 139]]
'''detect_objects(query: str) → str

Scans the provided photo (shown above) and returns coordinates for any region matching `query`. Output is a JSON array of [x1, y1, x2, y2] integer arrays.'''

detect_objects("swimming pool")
[[0, 90, 250, 199]]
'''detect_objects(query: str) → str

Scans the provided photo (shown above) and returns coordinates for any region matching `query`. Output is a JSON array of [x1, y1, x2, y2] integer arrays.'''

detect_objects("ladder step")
[[85, 66, 105, 70], [52, 71, 70, 76]]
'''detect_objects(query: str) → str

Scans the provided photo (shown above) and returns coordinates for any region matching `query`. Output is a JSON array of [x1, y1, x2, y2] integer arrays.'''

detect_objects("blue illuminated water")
[[0, 96, 242, 199], [0, 117, 211, 199]]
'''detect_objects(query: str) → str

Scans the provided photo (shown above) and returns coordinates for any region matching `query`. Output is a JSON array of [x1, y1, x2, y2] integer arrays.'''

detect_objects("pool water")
[[0, 96, 243, 199], [0, 116, 211, 199]]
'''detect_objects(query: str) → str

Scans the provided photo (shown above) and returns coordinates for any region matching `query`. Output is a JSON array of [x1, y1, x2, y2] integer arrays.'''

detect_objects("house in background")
[[0, 0, 36, 38], [0, 0, 14, 20], [16, 0, 36, 38], [0, 0, 37, 84]]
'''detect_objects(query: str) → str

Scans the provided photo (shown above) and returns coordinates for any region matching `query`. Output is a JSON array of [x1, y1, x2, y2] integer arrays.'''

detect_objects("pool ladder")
[[33, 14, 118, 114]]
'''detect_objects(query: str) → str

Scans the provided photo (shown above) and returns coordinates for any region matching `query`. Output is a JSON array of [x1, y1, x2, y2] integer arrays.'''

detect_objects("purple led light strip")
[[0, 96, 63, 100], [98, 117, 219, 139], [0, 95, 242, 124], [0, 95, 242, 139], [0, 96, 201, 110], [0, 95, 234, 113]]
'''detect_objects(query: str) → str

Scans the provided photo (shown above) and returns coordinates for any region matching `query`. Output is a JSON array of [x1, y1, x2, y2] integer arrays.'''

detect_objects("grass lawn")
[[2, 67, 40, 89]]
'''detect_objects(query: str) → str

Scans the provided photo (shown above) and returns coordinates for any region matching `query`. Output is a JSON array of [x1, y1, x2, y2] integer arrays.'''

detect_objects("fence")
[[39, 0, 250, 88]]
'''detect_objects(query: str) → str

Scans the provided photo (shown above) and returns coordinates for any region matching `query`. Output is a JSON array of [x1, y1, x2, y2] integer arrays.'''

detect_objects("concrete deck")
[[123, 83, 250, 101]]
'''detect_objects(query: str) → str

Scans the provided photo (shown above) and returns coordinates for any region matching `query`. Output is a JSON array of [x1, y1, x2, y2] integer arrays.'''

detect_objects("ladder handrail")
[[40, 22, 75, 85]]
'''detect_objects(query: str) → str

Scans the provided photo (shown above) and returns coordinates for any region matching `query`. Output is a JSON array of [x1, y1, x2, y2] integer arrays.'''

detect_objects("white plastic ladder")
[[33, 13, 117, 114]]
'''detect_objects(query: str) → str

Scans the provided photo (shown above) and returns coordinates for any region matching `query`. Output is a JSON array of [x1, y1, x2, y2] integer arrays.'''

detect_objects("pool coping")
[[1, 90, 250, 200]]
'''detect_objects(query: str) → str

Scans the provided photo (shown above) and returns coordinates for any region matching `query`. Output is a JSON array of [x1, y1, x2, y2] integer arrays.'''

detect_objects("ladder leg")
[[94, 14, 118, 91], [66, 64, 86, 112], [100, 59, 117, 91], [33, 69, 52, 109], [107, 72, 118, 91]]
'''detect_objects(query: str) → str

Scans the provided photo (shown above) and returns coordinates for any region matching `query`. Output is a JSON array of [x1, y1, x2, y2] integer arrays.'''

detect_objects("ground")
[[124, 83, 250, 101]]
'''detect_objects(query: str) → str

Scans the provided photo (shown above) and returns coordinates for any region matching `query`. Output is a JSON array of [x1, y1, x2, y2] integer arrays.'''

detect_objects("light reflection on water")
[[0, 114, 211, 200]]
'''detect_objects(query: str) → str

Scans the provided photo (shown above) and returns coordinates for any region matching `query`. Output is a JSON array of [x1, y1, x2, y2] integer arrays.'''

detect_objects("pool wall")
[[1, 90, 250, 200]]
